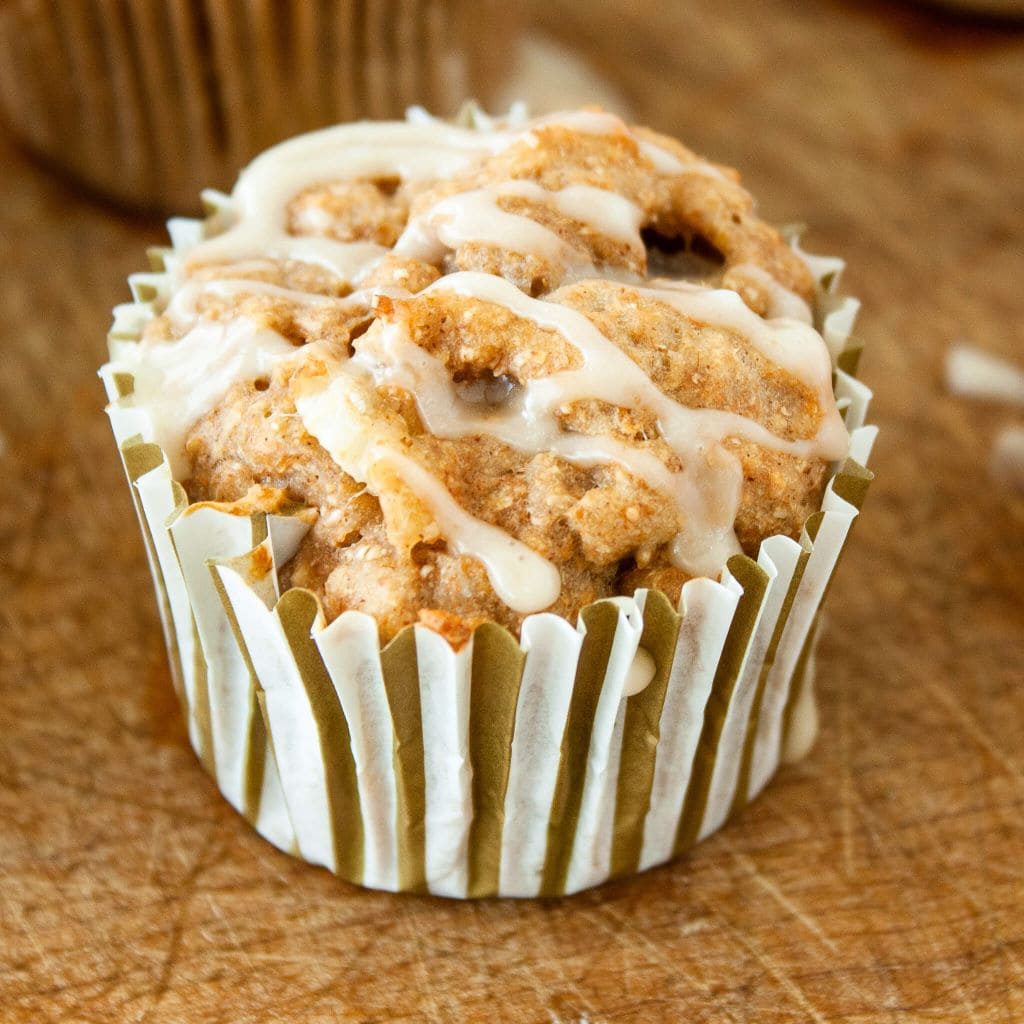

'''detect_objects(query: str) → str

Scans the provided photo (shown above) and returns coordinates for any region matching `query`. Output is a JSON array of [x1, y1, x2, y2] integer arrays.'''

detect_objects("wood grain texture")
[[2, 1, 1023, 1020]]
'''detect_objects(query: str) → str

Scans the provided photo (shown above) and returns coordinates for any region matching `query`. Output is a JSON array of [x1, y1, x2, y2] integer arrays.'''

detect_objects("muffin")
[[0, 0, 517, 212], [103, 106, 875, 897]]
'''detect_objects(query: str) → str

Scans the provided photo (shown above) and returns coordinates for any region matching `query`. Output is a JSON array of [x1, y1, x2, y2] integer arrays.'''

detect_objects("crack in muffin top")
[[119, 106, 850, 644]]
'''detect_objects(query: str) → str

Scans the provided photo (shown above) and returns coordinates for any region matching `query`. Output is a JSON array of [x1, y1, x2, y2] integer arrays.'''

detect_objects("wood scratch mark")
[[138, 825, 221, 1024], [914, 941, 1024, 1024], [1, 884, 59, 984], [583, 903, 709, 994], [915, 802, 1024, 1006], [505, 963, 594, 1023], [581, 902, 744, 1024], [851, 793, 995, 1023], [923, 683, 1024, 1019], [5, 456, 55, 591], [474, 903, 566, 1016], [715, 914, 829, 1024], [718, 834, 888, 1014], [727, 849, 839, 954], [203, 893, 276, 1007], [396, 901, 446, 1024], [839, 802, 905, 1019], [953, 887, 1024, 1007], [907, 885, 985, 1024], [839, 685, 856, 878], [11, 764, 220, 826], [948, 975, 985, 1024], [139, 895, 188, 1020], [926, 681, 1024, 789], [478, 899, 598, 1021], [249, 963, 364, 1023]]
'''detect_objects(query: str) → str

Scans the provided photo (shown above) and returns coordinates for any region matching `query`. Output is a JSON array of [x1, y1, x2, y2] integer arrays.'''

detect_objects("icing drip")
[[183, 120, 517, 277], [638, 280, 837, 427], [116, 319, 298, 479], [374, 449, 562, 613], [294, 363, 563, 614], [165, 278, 336, 326], [396, 184, 590, 272], [728, 263, 814, 323], [531, 109, 726, 179], [395, 180, 645, 282], [164, 276, 405, 329], [623, 647, 657, 696]]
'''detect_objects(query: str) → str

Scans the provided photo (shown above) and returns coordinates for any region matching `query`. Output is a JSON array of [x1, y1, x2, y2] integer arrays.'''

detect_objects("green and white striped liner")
[[101, 212, 875, 897]]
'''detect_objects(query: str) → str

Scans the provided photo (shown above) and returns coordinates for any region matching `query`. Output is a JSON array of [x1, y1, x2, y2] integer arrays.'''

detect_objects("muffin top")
[[118, 107, 849, 644]]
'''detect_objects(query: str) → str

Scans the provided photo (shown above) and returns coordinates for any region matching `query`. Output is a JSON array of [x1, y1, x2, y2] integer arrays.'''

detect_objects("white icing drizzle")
[[532, 109, 630, 135], [260, 239, 388, 281], [116, 319, 298, 479], [351, 271, 846, 581], [548, 184, 646, 244], [183, 120, 518, 277], [637, 138, 685, 174], [637, 280, 837, 424], [531, 109, 726, 179], [294, 360, 563, 614], [431, 272, 846, 461], [138, 108, 852, 615], [395, 180, 645, 280], [182, 109, 712, 287], [165, 277, 333, 326], [396, 184, 587, 271], [728, 262, 814, 323], [374, 449, 562, 613], [163, 276, 406, 331]]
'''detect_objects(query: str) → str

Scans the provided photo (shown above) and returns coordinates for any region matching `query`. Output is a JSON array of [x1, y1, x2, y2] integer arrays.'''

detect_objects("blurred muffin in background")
[[0, 0, 518, 213]]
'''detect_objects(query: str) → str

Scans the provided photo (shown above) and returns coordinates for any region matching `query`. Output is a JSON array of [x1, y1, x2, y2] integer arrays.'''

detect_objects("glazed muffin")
[[104, 107, 874, 896], [120, 108, 847, 643]]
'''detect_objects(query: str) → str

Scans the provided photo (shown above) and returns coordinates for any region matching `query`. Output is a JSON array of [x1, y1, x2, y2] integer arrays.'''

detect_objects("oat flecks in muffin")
[[128, 107, 850, 642]]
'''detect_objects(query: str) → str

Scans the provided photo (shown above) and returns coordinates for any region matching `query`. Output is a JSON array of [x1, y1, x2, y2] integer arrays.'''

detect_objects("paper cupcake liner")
[[101, 204, 875, 897], [0, 0, 516, 212]]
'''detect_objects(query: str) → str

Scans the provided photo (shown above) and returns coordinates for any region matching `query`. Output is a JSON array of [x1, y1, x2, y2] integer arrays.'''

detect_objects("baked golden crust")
[[162, 111, 842, 641], [288, 176, 417, 247]]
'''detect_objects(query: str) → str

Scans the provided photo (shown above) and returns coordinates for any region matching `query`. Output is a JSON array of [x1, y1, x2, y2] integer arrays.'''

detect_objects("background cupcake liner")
[[101, 200, 875, 897], [0, 0, 517, 212]]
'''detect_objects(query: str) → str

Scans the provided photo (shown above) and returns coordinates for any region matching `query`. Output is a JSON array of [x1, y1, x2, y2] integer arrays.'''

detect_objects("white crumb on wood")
[[946, 344, 1024, 490], [945, 343, 1024, 406]]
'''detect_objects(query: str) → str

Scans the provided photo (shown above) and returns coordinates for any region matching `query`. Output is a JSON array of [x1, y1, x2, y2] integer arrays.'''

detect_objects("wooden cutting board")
[[2, 1, 1023, 1019]]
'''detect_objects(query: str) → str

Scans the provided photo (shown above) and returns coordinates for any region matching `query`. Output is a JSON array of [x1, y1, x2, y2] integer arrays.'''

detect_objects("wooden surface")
[[3, 1, 1024, 1020]]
